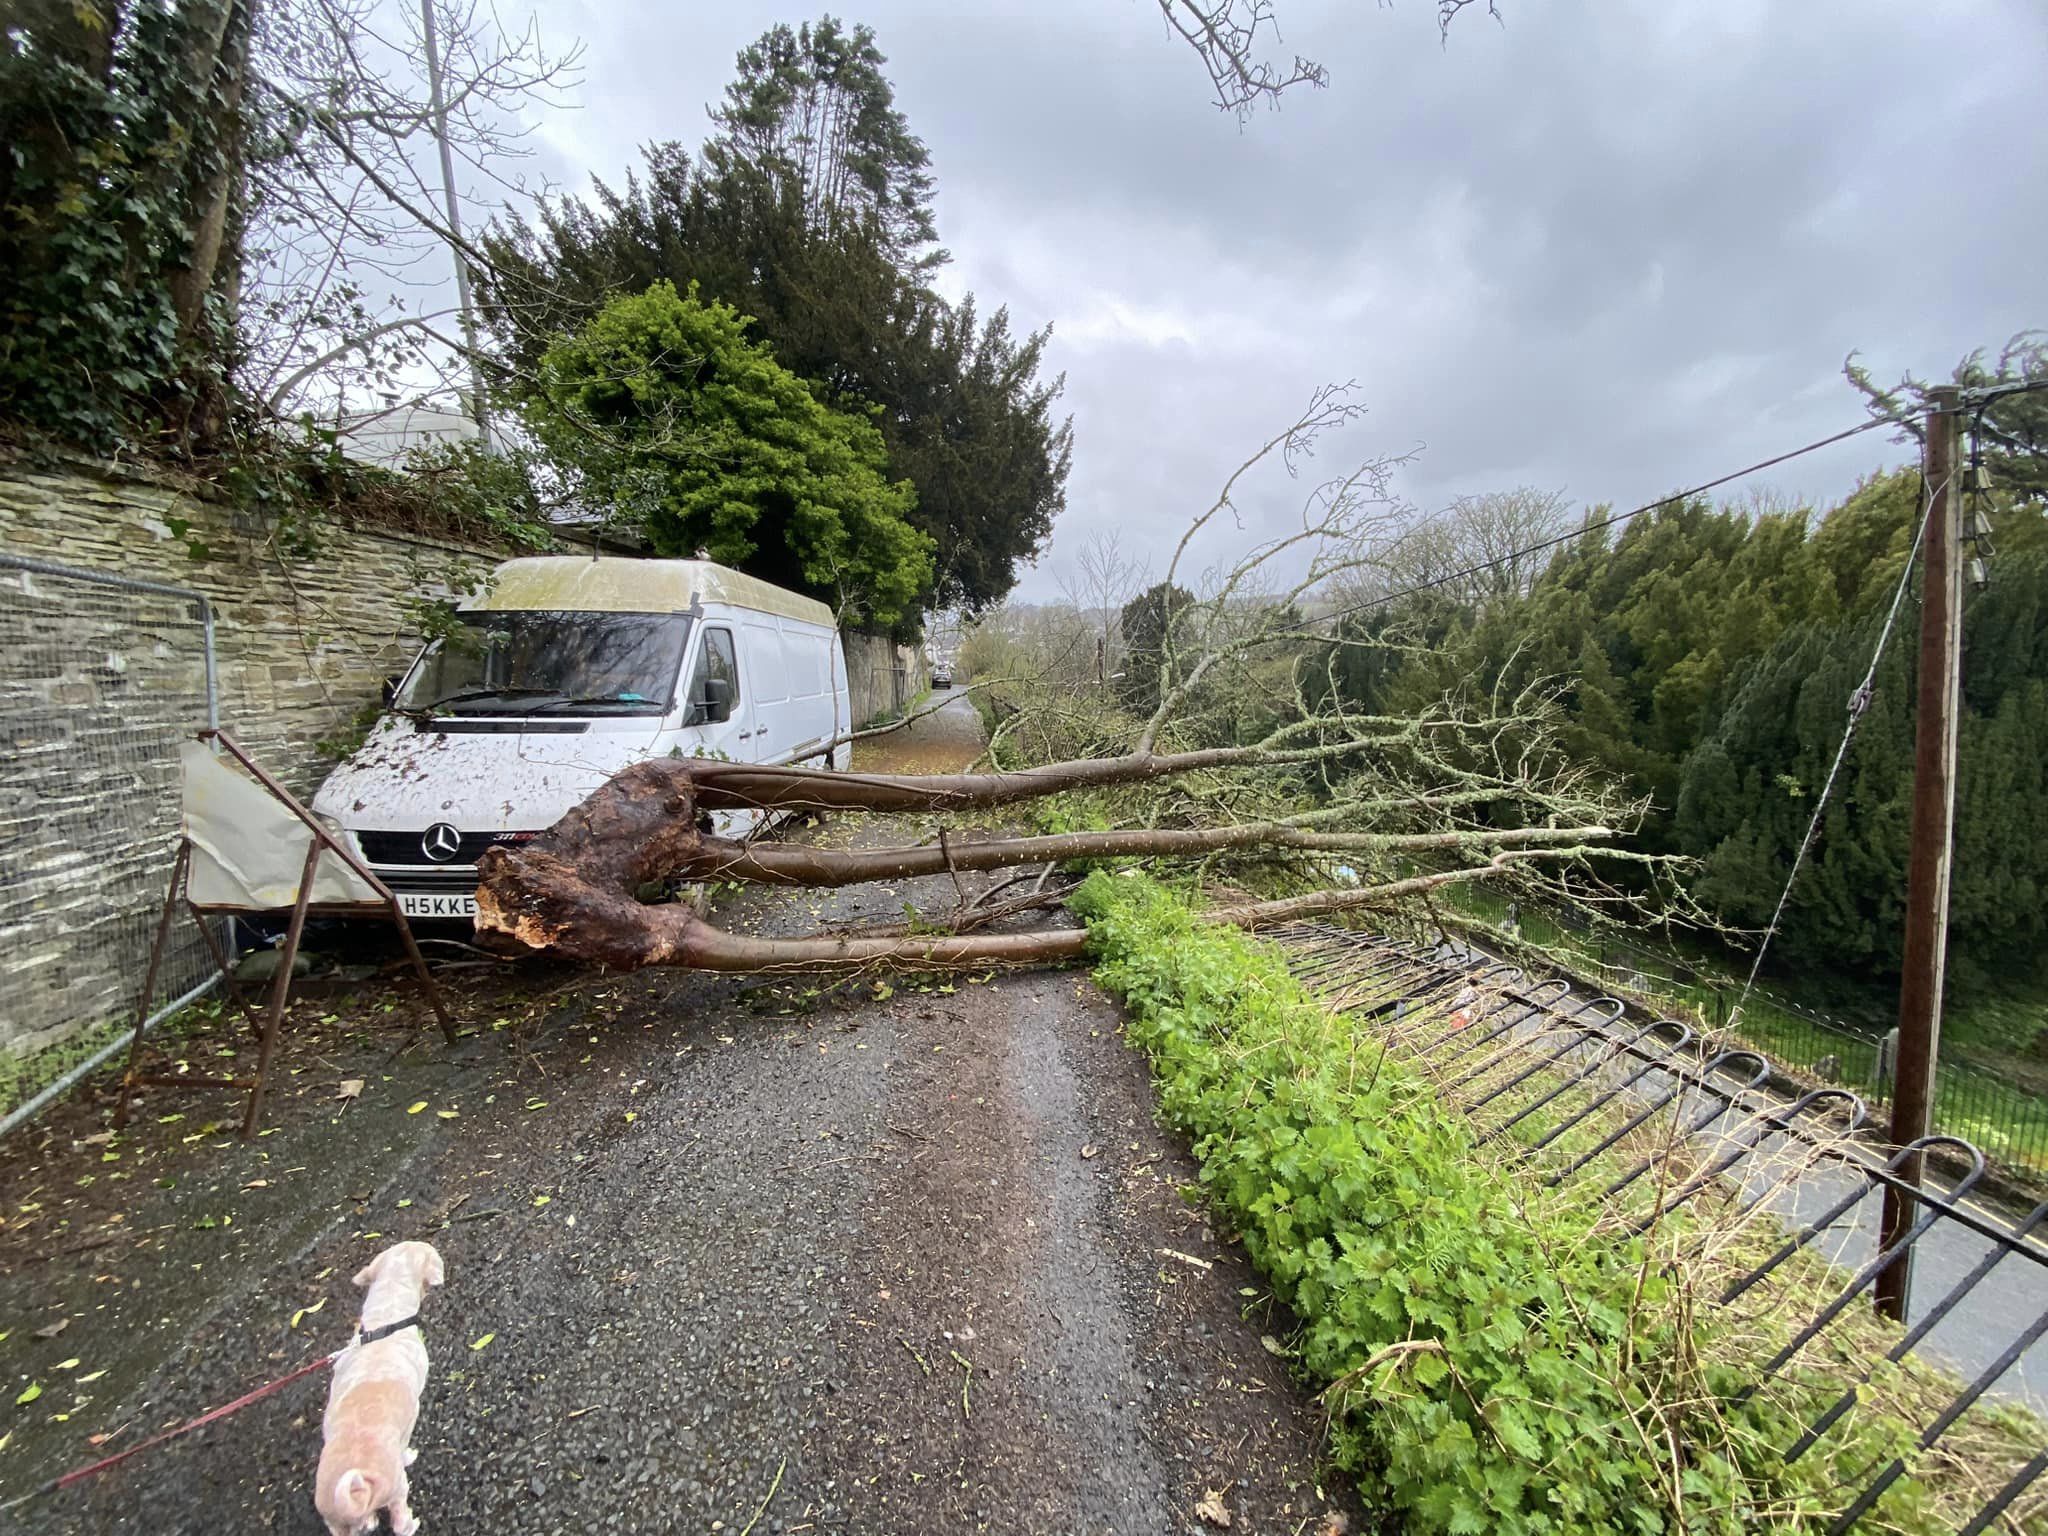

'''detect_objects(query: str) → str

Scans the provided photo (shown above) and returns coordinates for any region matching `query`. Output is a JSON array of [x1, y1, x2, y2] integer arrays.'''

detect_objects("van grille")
[[379, 869, 479, 893], [357, 829, 537, 866]]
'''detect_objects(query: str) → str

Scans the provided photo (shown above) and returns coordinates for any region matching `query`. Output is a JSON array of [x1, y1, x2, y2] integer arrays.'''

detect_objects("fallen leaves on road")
[[1195, 1489, 1233, 1528], [336, 1080, 364, 1101], [470, 1332, 495, 1352], [1080, 1144, 1100, 1160], [33, 1317, 69, 1339]]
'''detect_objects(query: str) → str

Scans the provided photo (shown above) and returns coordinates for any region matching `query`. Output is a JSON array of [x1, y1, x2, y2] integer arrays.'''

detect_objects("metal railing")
[[1272, 922, 2048, 1534], [1452, 892, 2048, 1182]]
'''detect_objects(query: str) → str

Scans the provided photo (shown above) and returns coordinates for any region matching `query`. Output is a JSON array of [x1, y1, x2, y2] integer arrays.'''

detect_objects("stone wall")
[[0, 460, 502, 1058], [844, 629, 929, 726]]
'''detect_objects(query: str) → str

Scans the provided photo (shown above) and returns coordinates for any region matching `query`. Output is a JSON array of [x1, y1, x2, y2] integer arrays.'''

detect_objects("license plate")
[[398, 892, 476, 920]]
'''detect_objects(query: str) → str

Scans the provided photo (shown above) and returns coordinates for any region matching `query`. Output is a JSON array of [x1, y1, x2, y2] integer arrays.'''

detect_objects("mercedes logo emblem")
[[421, 823, 463, 862]]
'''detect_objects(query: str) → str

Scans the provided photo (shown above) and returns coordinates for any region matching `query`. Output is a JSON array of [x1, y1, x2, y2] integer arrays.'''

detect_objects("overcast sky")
[[516, 0, 2045, 601]]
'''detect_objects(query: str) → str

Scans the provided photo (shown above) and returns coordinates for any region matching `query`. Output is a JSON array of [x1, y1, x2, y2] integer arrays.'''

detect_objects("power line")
[[1294, 408, 1925, 637], [1731, 465, 1939, 1020], [1959, 376, 2048, 408]]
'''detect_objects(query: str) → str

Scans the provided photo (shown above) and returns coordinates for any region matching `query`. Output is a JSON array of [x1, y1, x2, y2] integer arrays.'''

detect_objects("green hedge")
[[1071, 872, 1951, 1534]]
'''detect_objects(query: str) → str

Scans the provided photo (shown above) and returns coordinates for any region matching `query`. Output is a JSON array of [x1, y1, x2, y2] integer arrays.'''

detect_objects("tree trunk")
[[473, 753, 1612, 973], [165, 0, 252, 342], [666, 820, 1607, 888]]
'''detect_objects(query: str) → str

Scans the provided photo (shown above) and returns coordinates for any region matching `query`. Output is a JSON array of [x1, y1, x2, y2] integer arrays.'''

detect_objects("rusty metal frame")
[[111, 731, 456, 1138]]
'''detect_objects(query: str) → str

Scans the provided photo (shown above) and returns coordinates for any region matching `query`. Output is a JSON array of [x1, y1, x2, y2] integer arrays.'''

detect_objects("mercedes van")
[[310, 557, 851, 921]]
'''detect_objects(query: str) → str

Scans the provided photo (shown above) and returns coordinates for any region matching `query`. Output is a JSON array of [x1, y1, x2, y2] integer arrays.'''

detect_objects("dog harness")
[[355, 1313, 421, 1346]]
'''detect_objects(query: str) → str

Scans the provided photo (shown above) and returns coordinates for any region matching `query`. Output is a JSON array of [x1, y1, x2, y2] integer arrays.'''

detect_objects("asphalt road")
[[2, 691, 1363, 1536]]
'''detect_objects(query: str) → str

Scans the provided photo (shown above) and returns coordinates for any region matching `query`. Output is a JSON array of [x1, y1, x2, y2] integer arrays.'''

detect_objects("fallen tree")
[[475, 386, 1663, 972], [473, 745, 1626, 969]]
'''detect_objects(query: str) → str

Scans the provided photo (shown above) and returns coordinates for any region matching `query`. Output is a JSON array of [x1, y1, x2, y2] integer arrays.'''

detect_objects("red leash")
[[0, 1348, 340, 1512]]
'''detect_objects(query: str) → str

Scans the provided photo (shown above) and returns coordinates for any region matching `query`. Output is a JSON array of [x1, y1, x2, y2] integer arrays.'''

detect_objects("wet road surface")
[[2, 690, 1363, 1536]]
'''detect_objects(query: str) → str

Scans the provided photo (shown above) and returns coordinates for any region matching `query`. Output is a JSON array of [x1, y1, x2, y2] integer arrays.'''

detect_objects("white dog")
[[314, 1240, 444, 1536]]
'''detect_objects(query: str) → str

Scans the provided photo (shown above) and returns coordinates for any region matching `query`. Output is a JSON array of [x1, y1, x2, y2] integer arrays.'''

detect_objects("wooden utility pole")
[[1876, 385, 1964, 1322]]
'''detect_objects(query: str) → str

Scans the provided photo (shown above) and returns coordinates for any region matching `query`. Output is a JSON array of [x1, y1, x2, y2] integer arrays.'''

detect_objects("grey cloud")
[[523, 0, 2046, 597]]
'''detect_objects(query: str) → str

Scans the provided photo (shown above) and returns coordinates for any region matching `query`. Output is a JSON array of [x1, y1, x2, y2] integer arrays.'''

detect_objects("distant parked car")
[[931, 663, 954, 688]]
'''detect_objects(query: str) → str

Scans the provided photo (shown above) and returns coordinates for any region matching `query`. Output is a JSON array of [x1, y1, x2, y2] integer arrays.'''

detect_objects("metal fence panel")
[[1275, 923, 2048, 1532], [0, 553, 220, 1111]]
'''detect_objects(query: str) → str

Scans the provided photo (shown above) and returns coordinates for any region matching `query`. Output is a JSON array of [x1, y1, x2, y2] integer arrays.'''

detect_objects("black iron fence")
[[1274, 923, 2048, 1535], [1445, 891, 2048, 1185]]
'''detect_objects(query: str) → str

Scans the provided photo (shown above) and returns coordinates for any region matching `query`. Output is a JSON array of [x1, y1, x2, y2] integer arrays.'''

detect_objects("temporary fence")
[[1274, 922, 2048, 1535], [0, 553, 225, 1131]]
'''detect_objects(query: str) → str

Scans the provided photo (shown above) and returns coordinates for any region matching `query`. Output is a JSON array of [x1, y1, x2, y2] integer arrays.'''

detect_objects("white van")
[[311, 556, 851, 921]]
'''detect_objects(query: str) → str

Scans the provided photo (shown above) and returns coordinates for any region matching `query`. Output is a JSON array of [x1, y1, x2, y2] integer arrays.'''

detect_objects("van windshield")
[[395, 610, 691, 717]]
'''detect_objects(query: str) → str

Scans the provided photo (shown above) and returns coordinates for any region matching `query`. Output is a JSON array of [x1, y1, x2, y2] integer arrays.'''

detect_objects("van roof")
[[468, 557, 836, 627]]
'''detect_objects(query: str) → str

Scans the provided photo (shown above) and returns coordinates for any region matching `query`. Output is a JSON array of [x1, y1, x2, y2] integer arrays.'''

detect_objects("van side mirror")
[[381, 674, 402, 706], [688, 676, 733, 725]]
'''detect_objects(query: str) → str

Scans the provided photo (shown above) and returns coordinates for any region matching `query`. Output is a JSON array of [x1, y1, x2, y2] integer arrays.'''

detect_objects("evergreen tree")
[[1118, 582, 1196, 714], [1847, 332, 2048, 506], [706, 16, 941, 270], [483, 141, 1070, 618], [1312, 451, 2048, 994], [523, 281, 931, 627]]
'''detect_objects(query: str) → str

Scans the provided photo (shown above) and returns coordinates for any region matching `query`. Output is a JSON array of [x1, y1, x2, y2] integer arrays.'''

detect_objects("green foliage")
[[397, 437, 557, 552], [482, 102, 1070, 616], [1676, 516, 2048, 986], [1116, 580, 1196, 713], [523, 281, 931, 626], [1317, 439, 2048, 1000], [1075, 873, 1957, 1533], [0, 1, 246, 447], [1848, 332, 2048, 505], [704, 14, 939, 267], [313, 698, 386, 762]]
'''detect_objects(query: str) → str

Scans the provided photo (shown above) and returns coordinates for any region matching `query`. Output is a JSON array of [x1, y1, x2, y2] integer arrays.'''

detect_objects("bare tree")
[[241, 0, 580, 427], [1156, 0, 1503, 117], [1435, 486, 1574, 599], [475, 387, 1657, 975], [1155, 0, 1327, 118], [1321, 484, 1572, 617], [1056, 530, 1150, 687]]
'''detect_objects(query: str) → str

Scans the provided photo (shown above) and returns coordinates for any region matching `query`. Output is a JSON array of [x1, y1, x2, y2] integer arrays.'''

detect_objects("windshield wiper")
[[525, 694, 665, 714], [412, 687, 566, 713], [413, 684, 561, 708]]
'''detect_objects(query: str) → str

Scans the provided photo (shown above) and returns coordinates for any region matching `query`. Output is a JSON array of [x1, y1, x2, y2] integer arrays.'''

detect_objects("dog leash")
[[0, 1347, 344, 1513]]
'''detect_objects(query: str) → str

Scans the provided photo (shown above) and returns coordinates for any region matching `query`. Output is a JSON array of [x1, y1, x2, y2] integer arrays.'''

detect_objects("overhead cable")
[[1294, 408, 1927, 637]]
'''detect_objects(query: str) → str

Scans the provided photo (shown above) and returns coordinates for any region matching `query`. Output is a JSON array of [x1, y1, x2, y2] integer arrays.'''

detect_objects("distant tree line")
[[1310, 338, 2048, 997]]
